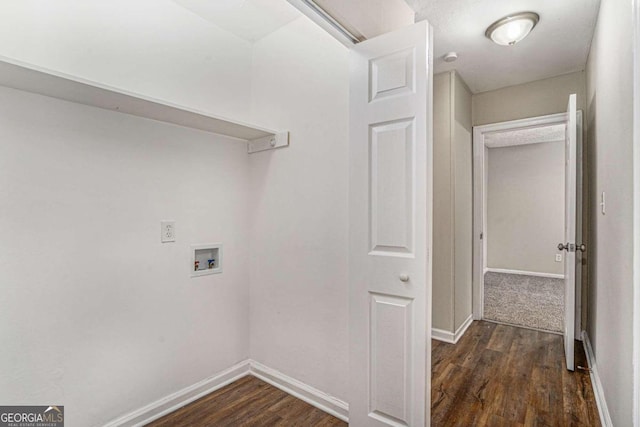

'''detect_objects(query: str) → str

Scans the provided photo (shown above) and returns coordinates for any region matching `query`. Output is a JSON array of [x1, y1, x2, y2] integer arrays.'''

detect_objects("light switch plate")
[[161, 221, 175, 243]]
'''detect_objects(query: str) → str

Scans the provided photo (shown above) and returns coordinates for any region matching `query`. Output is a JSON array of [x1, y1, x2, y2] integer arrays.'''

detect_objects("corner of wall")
[[433, 68, 473, 334]]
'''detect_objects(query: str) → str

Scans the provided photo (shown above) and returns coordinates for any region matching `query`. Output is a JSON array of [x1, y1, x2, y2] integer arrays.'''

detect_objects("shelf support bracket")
[[248, 131, 289, 154]]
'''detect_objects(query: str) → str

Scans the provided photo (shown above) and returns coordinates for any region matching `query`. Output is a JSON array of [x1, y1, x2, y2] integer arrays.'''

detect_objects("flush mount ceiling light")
[[485, 12, 540, 46]]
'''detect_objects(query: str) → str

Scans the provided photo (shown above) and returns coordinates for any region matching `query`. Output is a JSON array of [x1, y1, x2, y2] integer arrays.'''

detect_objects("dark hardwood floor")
[[432, 320, 601, 426], [147, 375, 347, 427], [149, 321, 600, 426]]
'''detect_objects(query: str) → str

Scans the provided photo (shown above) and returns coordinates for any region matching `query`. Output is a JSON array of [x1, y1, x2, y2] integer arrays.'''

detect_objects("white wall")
[[453, 72, 473, 329], [0, 1, 352, 422], [432, 71, 473, 333], [248, 16, 350, 402], [487, 142, 565, 275], [0, 4, 261, 426], [585, 0, 635, 424], [0, 0, 254, 121], [0, 87, 251, 427], [432, 72, 453, 331], [472, 71, 587, 126]]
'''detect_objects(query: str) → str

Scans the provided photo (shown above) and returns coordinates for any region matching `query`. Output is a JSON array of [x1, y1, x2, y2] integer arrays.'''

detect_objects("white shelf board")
[[0, 56, 279, 141]]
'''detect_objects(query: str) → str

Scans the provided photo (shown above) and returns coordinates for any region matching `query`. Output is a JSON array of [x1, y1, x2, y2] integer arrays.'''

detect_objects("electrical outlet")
[[555, 254, 562, 262], [161, 221, 175, 243]]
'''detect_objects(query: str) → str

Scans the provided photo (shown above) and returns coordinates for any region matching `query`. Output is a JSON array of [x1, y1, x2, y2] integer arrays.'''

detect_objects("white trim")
[[431, 315, 473, 344], [472, 128, 484, 320], [573, 110, 589, 339], [431, 328, 455, 343], [485, 268, 564, 280], [582, 331, 614, 427], [102, 360, 251, 427], [286, 0, 357, 48], [475, 112, 569, 134], [455, 315, 474, 342], [484, 318, 562, 335], [632, 0, 640, 425], [575, 108, 585, 340], [249, 360, 349, 422], [102, 359, 350, 426], [485, 138, 565, 149]]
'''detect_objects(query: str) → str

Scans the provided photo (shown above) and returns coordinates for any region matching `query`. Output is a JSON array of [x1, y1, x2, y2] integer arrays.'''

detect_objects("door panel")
[[349, 21, 432, 426], [370, 118, 414, 255], [369, 48, 416, 101], [369, 293, 413, 424]]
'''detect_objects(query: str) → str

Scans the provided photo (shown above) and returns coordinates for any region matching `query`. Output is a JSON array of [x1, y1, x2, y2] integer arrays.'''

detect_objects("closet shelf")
[[0, 57, 289, 152]]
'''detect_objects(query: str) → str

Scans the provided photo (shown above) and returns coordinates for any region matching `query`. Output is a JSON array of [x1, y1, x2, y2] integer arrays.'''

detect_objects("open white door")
[[349, 21, 432, 426], [561, 93, 577, 371]]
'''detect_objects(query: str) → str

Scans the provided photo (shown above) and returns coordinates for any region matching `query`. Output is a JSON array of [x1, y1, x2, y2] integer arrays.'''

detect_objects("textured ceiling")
[[172, 0, 300, 43], [405, 0, 600, 93]]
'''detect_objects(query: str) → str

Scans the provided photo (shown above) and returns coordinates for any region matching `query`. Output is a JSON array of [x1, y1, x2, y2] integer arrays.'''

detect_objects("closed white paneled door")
[[349, 21, 432, 426]]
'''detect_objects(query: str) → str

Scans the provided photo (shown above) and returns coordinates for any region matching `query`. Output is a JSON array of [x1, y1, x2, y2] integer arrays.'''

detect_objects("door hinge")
[[480, 232, 483, 240]]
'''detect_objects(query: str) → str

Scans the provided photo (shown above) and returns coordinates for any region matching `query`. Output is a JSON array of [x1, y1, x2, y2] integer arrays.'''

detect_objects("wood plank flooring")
[[149, 321, 600, 426], [432, 321, 601, 426], [147, 375, 347, 427]]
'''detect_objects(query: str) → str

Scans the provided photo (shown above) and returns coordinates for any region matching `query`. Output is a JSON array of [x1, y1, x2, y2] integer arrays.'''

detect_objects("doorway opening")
[[473, 110, 584, 338], [482, 122, 565, 333]]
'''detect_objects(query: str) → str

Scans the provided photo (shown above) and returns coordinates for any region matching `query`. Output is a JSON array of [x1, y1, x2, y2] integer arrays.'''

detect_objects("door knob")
[[577, 244, 586, 252], [558, 243, 568, 251], [399, 273, 410, 282]]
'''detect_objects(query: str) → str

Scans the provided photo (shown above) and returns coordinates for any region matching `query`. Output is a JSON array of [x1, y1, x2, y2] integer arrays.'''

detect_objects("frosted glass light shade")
[[486, 12, 539, 46]]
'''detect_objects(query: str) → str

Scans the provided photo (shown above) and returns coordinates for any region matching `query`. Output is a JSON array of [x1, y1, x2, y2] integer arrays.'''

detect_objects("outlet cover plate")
[[161, 221, 175, 243]]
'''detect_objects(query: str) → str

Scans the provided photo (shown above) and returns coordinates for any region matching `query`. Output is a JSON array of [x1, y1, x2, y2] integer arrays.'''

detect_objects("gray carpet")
[[483, 272, 564, 333]]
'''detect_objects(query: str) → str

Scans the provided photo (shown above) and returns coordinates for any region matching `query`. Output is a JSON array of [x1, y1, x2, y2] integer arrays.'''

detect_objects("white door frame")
[[472, 111, 584, 338], [632, 0, 640, 423]]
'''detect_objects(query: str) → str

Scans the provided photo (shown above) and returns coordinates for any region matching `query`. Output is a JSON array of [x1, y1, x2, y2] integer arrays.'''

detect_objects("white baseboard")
[[103, 359, 251, 427], [582, 331, 613, 427], [432, 314, 473, 344], [486, 267, 564, 279], [249, 360, 349, 422], [455, 315, 474, 342], [102, 359, 349, 426], [431, 327, 455, 343]]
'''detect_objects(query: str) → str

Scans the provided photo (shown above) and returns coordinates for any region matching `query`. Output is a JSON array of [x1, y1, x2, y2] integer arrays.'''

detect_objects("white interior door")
[[349, 21, 432, 426], [562, 93, 577, 371]]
